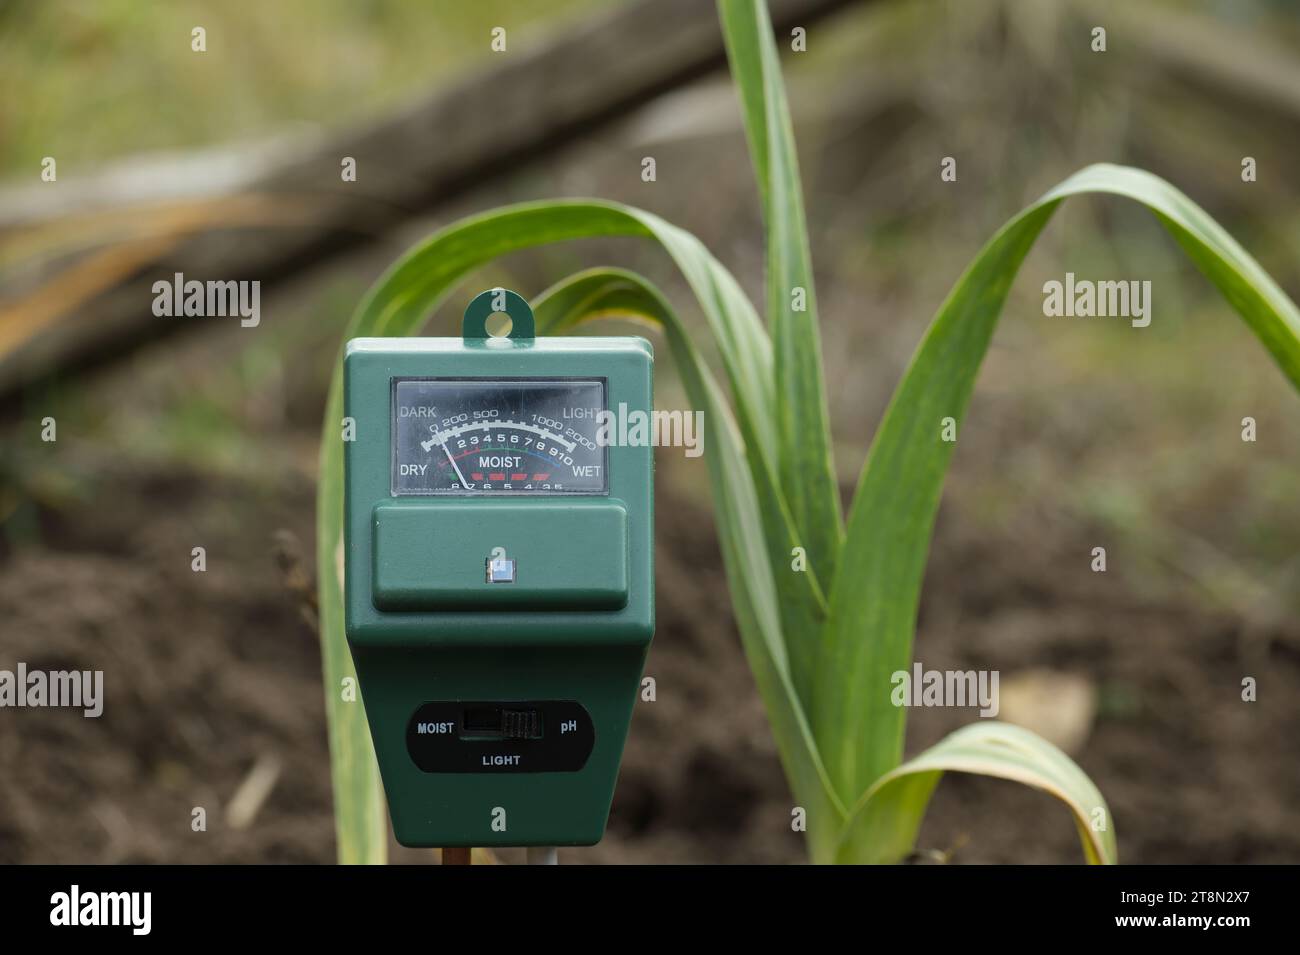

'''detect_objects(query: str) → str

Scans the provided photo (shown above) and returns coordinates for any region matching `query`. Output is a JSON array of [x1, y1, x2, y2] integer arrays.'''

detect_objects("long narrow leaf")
[[815, 163, 1300, 806], [532, 267, 846, 856], [720, 3, 843, 703], [314, 479, 386, 863], [835, 722, 1118, 864]]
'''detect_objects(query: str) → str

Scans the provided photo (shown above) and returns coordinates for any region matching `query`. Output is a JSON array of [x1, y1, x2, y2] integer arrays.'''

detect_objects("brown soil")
[[3, 447, 1297, 864]]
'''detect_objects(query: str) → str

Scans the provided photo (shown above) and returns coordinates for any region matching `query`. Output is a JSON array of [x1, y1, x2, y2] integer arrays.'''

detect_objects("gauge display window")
[[391, 377, 608, 495]]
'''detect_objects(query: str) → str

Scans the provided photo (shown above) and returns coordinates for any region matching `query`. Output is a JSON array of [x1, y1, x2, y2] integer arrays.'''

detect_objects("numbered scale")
[[392, 378, 606, 494]]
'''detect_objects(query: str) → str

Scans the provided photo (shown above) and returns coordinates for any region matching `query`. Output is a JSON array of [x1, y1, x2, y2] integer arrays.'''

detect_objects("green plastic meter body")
[[342, 290, 654, 848]]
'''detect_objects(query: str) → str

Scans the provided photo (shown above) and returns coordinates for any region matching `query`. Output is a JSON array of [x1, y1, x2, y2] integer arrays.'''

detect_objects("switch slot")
[[460, 706, 503, 737], [458, 705, 543, 740]]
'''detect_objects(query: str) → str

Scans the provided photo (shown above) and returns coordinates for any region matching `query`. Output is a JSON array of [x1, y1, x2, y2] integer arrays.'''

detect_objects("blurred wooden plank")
[[1106, 0, 1300, 119], [0, 0, 865, 402]]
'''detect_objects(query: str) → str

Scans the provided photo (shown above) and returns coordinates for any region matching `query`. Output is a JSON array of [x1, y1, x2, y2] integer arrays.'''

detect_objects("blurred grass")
[[0, 0, 615, 175]]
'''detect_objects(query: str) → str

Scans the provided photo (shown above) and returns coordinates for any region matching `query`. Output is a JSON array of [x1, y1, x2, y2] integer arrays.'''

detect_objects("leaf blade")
[[816, 163, 1300, 807], [720, 0, 844, 676], [836, 722, 1117, 865], [314, 470, 386, 863], [533, 267, 846, 856]]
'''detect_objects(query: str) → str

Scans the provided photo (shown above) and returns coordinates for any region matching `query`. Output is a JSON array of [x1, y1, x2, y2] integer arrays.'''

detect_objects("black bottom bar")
[[1, 864, 1290, 940]]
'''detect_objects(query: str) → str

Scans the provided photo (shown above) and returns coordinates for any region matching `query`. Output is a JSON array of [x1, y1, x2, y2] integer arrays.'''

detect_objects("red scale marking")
[[488, 472, 506, 481], [470, 472, 483, 480], [511, 473, 526, 481], [532, 473, 550, 480]]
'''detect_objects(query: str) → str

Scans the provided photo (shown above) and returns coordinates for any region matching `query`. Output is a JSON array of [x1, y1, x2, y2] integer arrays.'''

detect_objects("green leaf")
[[815, 163, 1300, 807], [317, 408, 387, 864], [317, 203, 831, 861], [532, 267, 846, 857], [836, 722, 1118, 864], [720, 3, 843, 708]]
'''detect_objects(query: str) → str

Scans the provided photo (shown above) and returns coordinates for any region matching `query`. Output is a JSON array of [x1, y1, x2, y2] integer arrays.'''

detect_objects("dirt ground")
[[2, 435, 1297, 864]]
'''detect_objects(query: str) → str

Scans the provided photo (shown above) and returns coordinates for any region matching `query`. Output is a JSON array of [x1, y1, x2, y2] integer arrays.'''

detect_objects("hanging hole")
[[485, 312, 513, 338]]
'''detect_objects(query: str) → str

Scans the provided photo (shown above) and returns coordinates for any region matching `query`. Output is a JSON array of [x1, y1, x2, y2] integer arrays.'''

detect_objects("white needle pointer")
[[438, 437, 472, 489]]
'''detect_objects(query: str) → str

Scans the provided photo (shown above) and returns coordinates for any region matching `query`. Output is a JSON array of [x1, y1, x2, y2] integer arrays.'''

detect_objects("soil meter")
[[342, 289, 654, 848]]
